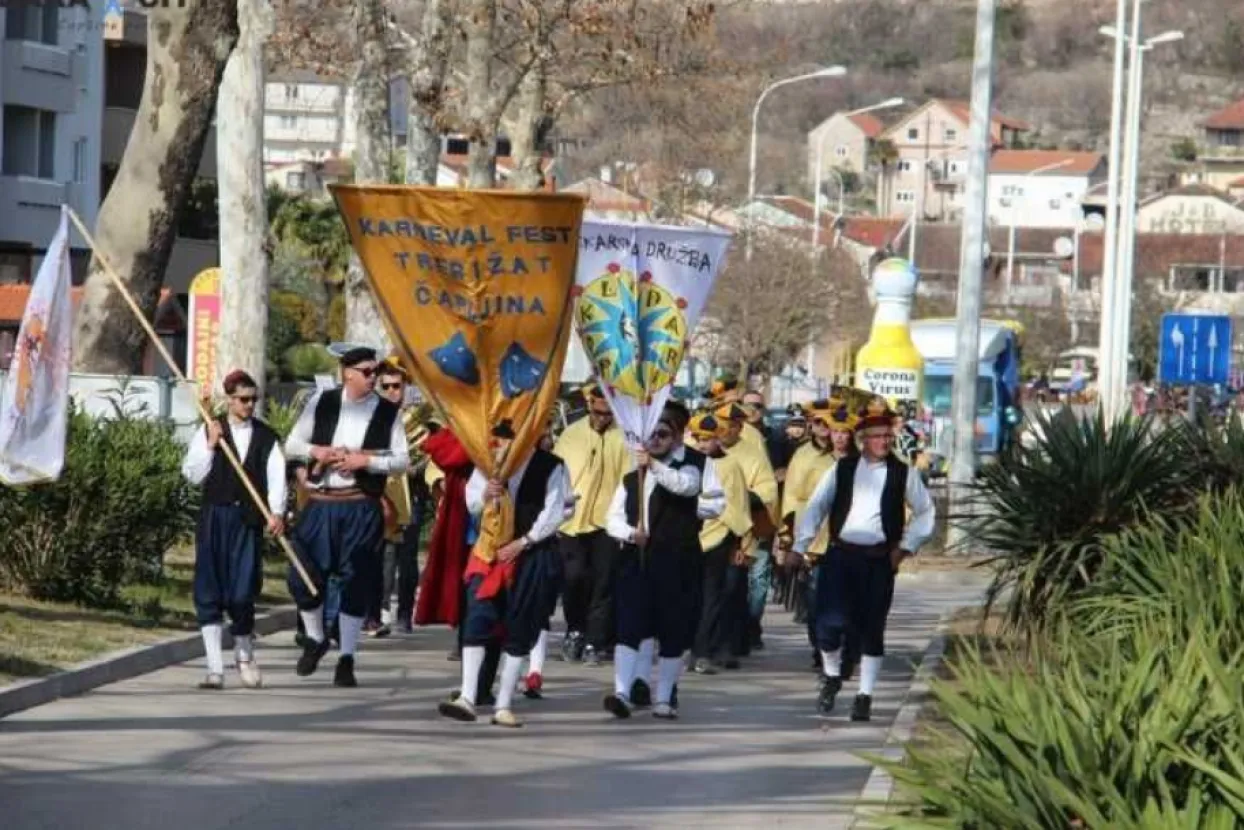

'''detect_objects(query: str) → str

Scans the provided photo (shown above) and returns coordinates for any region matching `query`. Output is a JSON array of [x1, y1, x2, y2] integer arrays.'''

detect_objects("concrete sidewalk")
[[0, 574, 984, 830]]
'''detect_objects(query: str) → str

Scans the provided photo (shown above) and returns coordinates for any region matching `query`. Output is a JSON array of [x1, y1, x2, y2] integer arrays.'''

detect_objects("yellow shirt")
[[725, 436, 779, 559], [740, 421, 767, 457], [700, 451, 753, 551], [554, 417, 630, 536], [782, 442, 837, 556]]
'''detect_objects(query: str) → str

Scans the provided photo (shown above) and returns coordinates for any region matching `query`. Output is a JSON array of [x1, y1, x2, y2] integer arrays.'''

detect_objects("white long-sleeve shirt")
[[794, 456, 935, 556], [606, 446, 705, 544], [465, 453, 571, 546], [181, 419, 287, 517], [285, 390, 409, 490], [698, 456, 726, 521]]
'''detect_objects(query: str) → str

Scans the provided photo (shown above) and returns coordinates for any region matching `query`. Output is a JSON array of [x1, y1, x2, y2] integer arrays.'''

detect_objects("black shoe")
[[583, 645, 601, 667], [630, 678, 652, 708], [296, 638, 331, 677], [818, 676, 842, 715], [723, 658, 741, 670], [333, 655, 358, 687], [294, 631, 310, 648], [851, 693, 872, 722], [693, 658, 718, 675], [603, 693, 632, 719]]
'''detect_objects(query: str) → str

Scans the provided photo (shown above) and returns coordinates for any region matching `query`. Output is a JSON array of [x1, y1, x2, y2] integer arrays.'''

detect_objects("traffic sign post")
[[1158, 313, 1232, 387]]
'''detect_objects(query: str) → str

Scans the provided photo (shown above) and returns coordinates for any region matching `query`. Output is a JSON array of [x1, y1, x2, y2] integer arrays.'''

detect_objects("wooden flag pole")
[[65, 208, 317, 597]]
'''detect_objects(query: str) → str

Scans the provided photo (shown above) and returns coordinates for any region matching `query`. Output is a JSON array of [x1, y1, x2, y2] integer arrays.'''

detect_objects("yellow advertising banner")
[[331, 185, 585, 563]]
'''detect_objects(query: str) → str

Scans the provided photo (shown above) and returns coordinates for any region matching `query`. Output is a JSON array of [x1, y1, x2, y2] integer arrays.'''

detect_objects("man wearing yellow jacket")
[[554, 384, 630, 665], [717, 402, 779, 653], [688, 413, 753, 674]]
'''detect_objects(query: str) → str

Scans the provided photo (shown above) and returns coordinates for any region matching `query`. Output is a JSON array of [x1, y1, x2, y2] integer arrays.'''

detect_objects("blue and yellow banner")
[[331, 185, 585, 562]]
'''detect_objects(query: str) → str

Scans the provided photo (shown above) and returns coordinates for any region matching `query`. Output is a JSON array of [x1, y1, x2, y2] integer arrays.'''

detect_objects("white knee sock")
[[338, 613, 363, 657], [637, 637, 655, 678], [657, 656, 683, 706], [613, 645, 639, 697], [460, 645, 485, 706], [529, 630, 548, 676], [821, 648, 843, 679], [495, 653, 525, 711], [201, 624, 224, 675], [235, 634, 254, 664], [860, 655, 883, 696], [299, 609, 325, 643]]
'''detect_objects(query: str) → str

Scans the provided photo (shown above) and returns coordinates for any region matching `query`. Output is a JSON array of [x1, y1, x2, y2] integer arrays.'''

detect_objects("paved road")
[[0, 574, 984, 830]]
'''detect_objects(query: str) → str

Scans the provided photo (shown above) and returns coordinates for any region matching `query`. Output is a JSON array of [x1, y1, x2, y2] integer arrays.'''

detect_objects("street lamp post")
[[811, 97, 904, 253], [1100, 21, 1184, 416], [746, 65, 847, 261], [1006, 158, 1075, 286]]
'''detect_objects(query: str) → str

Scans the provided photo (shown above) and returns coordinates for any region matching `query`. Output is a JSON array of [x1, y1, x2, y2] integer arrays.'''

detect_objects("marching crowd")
[[183, 347, 935, 728]]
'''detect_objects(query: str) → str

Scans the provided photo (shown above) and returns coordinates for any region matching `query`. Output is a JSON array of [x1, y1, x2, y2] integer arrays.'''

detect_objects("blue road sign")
[[1159, 313, 1233, 385]]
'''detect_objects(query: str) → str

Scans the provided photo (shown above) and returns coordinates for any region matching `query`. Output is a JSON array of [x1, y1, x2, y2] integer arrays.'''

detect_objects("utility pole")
[[1097, 0, 1130, 421], [947, 0, 997, 550]]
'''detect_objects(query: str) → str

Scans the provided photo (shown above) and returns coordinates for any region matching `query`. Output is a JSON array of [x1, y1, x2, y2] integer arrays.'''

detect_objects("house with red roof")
[[806, 108, 888, 191], [1181, 97, 1244, 193], [987, 150, 1106, 230], [875, 98, 1030, 221]]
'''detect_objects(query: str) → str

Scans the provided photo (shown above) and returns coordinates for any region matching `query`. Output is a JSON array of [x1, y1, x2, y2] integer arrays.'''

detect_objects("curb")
[[850, 617, 952, 828], [0, 606, 298, 720]]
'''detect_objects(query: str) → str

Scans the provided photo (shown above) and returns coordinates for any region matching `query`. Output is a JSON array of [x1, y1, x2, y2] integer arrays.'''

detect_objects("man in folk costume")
[[553, 383, 629, 666], [521, 409, 579, 699], [285, 347, 409, 687], [793, 399, 935, 721], [706, 378, 767, 456], [363, 357, 426, 638], [688, 413, 753, 674], [781, 401, 857, 669], [181, 370, 286, 690], [438, 421, 570, 728], [603, 401, 724, 720], [716, 401, 780, 653]]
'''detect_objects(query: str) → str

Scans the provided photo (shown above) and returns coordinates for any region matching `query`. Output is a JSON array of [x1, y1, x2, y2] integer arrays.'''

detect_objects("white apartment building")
[[264, 72, 351, 164], [986, 150, 1106, 230], [0, 1, 104, 282]]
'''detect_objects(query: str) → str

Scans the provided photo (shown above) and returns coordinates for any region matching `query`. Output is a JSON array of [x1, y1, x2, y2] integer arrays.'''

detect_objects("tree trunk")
[[343, 0, 392, 350], [73, 4, 240, 374], [464, 0, 498, 188], [404, 0, 452, 187], [214, 0, 272, 397], [510, 61, 549, 192]]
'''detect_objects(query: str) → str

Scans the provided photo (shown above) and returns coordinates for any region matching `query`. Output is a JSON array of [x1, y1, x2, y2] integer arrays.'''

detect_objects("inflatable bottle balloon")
[[854, 257, 924, 407]]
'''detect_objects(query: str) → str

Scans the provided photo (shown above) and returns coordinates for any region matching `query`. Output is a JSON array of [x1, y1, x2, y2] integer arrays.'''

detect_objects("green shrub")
[[877, 624, 1244, 829], [282, 343, 335, 380], [0, 405, 196, 607], [969, 409, 1197, 633]]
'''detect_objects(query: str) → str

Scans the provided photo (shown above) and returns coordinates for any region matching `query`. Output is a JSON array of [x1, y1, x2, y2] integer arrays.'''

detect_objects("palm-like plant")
[[967, 408, 1197, 633]]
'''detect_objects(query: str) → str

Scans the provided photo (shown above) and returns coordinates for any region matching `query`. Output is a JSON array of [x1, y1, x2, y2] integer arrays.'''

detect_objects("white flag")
[[0, 206, 73, 484], [574, 221, 732, 446]]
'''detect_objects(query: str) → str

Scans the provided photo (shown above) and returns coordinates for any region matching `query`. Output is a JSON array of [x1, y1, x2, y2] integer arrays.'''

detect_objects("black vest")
[[828, 454, 908, 548], [622, 448, 706, 553], [203, 418, 279, 526], [513, 449, 562, 544], [308, 389, 400, 496]]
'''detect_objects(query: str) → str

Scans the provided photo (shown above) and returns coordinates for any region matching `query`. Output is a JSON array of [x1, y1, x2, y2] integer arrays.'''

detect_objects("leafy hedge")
[[0, 405, 196, 607]]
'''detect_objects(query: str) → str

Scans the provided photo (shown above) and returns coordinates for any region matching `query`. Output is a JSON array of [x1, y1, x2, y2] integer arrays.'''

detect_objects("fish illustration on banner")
[[331, 185, 585, 565], [574, 221, 733, 446]]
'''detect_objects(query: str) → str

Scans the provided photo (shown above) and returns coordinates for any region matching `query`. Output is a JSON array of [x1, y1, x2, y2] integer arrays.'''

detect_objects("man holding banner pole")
[[438, 423, 569, 728], [284, 346, 409, 688]]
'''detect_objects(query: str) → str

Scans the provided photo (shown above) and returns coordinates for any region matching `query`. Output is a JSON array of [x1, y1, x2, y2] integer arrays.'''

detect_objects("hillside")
[[562, 0, 1244, 202]]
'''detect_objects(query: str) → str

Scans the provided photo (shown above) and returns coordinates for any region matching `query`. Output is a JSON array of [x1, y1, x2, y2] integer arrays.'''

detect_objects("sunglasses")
[[652, 428, 674, 440], [350, 366, 378, 378], [231, 395, 258, 404], [379, 382, 403, 391]]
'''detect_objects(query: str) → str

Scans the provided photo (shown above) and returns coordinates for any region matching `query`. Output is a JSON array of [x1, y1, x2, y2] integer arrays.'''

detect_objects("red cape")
[[414, 429, 474, 627]]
